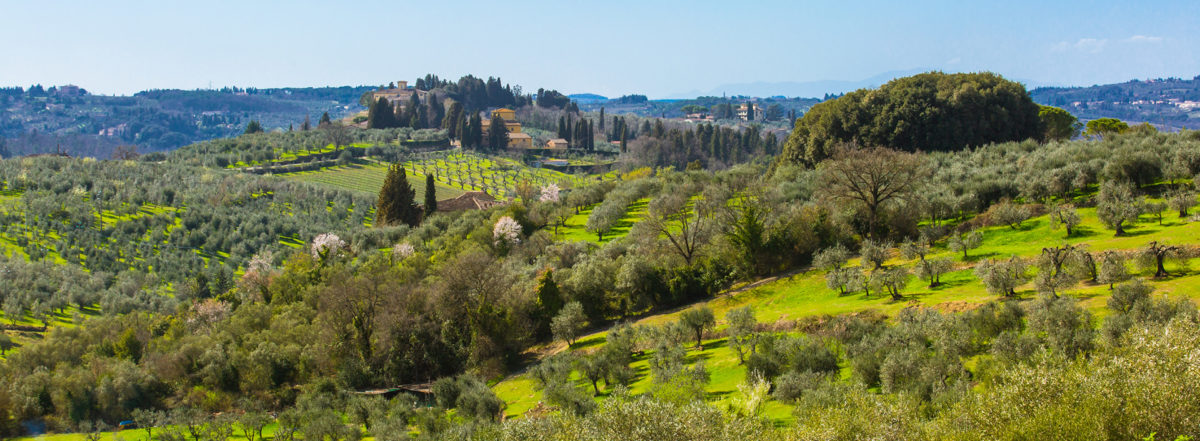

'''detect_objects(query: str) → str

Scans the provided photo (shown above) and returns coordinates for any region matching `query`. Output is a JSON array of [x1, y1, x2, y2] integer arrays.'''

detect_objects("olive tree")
[[1168, 189, 1195, 219], [948, 230, 983, 260], [991, 200, 1031, 229], [1138, 241, 1186, 278], [679, 306, 716, 349], [901, 240, 951, 287], [551, 302, 587, 346], [1048, 203, 1081, 237], [1096, 181, 1143, 236], [815, 244, 855, 295], [1097, 251, 1130, 289], [726, 306, 758, 364], [975, 257, 1030, 298], [860, 239, 892, 270]]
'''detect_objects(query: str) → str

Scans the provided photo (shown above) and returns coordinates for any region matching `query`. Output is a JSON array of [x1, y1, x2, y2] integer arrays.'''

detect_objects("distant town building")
[[479, 108, 531, 149], [507, 132, 533, 149], [437, 191, 507, 211], [737, 103, 763, 121], [372, 80, 430, 109], [546, 138, 569, 150]]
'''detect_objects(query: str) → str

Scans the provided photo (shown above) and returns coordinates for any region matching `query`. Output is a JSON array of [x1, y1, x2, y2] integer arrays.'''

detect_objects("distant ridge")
[[568, 93, 608, 103], [667, 69, 928, 99]]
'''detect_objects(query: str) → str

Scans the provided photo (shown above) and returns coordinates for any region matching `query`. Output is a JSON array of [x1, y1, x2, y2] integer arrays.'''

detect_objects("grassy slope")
[[494, 204, 1200, 421], [555, 198, 651, 243], [281, 161, 465, 200], [0, 305, 97, 361]]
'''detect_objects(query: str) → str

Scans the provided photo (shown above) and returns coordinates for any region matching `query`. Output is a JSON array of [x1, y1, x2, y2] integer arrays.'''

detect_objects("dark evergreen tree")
[[488, 116, 509, 151], [244, 120, 264, 134], [319, 112, 332, 127], [376, 163, 420, 227], [424, 174, 438, 216], [599, 107, 605, 130], [620, 126, 627, 153], [367, 97, 395, 129], [301, 115, 312, 131], [428, 95, 445, 128], [468, 113, 484, 149], [454, 112, 466, 143]]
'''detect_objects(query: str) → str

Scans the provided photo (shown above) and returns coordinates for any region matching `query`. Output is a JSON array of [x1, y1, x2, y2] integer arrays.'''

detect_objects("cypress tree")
[[599, 107, 605, 130], [454, 112, 466, 142], [424, 174, 438, 216], [620, 126, 627, 153], [367, 97, 394, 129], [376, 163, 420, 227], [488, 116, 509, 151], [319, 112, 332, 127], [468, 113, 483, 149]]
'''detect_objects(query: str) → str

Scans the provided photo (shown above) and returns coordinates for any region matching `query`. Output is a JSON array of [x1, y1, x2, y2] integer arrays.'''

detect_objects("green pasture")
[[555, 198, 650, 243], [281, 162, 464, 200], [494, 200, 1200, 422]]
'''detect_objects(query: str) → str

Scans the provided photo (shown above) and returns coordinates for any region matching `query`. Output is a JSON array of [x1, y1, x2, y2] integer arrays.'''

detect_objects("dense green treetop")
[[776, 71, 1043, 167]]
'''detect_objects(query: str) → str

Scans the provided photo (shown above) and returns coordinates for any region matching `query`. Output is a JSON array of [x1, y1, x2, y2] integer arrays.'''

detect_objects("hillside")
[[0, 86, 371, 157], [3, 94, 1200, 440], [1030, 76, 1200, 130]]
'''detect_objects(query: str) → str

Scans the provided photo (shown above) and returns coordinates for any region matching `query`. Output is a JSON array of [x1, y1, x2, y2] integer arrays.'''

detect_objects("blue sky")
[[1, 0, 1197, 98]]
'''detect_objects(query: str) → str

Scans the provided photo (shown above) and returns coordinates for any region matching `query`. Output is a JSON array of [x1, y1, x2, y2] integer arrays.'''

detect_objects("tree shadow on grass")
[[1118, 228, 1154, 238], [685, 338, 728, 364], [962, 251, 999, 263], [1066, 225, 1100, 239], [929, 277, 972, 291], [569, 335, 606, 352], [706, 390, 734, 401]]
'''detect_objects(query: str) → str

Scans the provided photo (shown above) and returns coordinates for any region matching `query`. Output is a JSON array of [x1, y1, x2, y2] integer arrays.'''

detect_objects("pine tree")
[[244, 120, 264, 134], [376, 163, 420, 227], [424, 174, 438, 216], [319, 112, 332, 127]]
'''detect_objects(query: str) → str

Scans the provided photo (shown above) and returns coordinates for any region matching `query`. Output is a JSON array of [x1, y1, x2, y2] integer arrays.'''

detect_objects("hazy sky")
[[2, 0, 1197, 98]]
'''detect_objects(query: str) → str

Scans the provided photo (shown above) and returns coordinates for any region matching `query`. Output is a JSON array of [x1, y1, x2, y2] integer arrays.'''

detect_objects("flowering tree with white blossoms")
[[493, 216, 522, 245], [311, 233, 346, 260], [392, 242, 415, 259], [540, 184, 561, 203]]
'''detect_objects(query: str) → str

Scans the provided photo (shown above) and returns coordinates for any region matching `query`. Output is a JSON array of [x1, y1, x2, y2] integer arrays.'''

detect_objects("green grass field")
[[556, 198, 650, 243], [493, 201, 1200, 423], [1, 305, 98, 361], [280, 161, 465, 200], [401, 152, 593, 200]]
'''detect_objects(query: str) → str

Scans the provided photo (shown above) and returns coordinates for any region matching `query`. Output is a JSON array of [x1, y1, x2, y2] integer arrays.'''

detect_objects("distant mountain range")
[[664, 69, 928, 99], [667, 69, 1064, 100]]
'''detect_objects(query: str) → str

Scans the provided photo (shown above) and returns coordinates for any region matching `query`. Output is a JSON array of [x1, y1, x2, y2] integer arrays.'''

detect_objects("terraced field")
[[403, 152, 592, 200]]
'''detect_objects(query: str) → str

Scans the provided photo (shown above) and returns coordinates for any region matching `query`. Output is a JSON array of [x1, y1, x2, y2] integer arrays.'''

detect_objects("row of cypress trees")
[[376, 163, 438, 227]]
